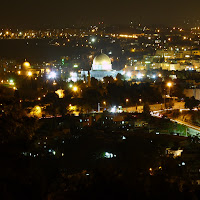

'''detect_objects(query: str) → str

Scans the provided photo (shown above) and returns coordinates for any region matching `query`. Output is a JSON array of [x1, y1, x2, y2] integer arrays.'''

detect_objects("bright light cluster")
[[48, 71, 56, 79]]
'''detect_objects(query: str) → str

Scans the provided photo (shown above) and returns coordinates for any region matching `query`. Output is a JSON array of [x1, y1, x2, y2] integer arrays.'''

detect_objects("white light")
[[152, 75, 156, 79], [111, 106, 117, 113], [70, 72, 77, 77], [91, 38, 96, 42], [104, 152, 116, 158], [126, 72, 132, 78], [48, 71, 56, 79], [136, 73, 143, 79], [122, 136, 126, 140]]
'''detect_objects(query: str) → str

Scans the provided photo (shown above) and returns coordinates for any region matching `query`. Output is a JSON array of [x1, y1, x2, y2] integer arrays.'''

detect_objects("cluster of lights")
[[119, 34, 138, 39], [48, 71, 56, 79], [104, 152, 116, 159], [136, 73, 144, 79]]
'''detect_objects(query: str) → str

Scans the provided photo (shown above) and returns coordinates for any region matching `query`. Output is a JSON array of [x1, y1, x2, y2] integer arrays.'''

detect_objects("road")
[[170, 118, 200, 133]]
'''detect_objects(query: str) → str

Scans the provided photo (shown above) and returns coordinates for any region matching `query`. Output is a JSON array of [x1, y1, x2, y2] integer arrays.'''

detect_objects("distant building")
[[184, 88, 200, 100], [70, 53, 124, 81]]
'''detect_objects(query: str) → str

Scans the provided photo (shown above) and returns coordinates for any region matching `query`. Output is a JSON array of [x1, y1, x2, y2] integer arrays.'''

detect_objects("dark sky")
[[0, 0, 199, 27]]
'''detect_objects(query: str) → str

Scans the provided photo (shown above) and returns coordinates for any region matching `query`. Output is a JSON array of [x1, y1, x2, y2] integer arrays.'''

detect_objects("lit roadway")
[[151, 109, 200, 136], [170, 119, 200, 132]]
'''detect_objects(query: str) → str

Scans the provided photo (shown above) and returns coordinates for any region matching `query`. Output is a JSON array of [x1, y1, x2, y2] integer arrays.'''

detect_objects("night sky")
[[0, 0, 199, 27]]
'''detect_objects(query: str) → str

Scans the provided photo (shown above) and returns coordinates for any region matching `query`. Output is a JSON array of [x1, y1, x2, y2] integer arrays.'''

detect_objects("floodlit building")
[[70, 53, 124, 81]]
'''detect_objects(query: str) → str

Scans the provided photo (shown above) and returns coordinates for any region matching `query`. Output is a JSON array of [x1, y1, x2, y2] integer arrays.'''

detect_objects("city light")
[[48, 71, 56, 79], [104, 152, 116, 159], [110, 106, 117, 113], [55, 89, 65, 98], [73, 86, 78, 92], [30, 106, 42, 118], [46, 68, 50, 73], [27, 71, 32, 76], [91, 38, 96, 43], [167, 82, 172, 87], [136, 73, 144, 79], [167, 82, 172, 97], [119, 34, 138, 39], [126, 71, 132, 78], [69, 72, 78, 82], [9, 79, 14, 85]]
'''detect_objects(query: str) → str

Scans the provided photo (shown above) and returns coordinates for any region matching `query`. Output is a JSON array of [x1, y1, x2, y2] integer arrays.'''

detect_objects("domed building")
[[92, 54, 112, 71], [82, 53, 123, 81], [71, 53, 123, 82], [22, 61, 31, 70]]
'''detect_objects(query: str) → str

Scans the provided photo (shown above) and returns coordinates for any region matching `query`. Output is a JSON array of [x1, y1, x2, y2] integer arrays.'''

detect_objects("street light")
[[73, 86, 78, 92], [126, 99, 129, 112], [27, 71, 32, 77], [167, 82, 172, 97]]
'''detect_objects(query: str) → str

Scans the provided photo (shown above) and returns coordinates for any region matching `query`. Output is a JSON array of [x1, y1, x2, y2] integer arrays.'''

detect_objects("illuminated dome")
[[22, 61, 31, 69], [92, 53, 112, 71]]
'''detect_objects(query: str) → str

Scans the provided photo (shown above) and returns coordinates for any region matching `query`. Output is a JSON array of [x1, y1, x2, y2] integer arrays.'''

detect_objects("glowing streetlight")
[[167, 82, 172, 87], [9, 79, 14, 85], [103, 101, 106, 105], [73, 86, 78, 92], [126, 99, 129, 103], [91, 38, 96, 43], [167, 82, 172, 97], [27, 71, 32, 77]]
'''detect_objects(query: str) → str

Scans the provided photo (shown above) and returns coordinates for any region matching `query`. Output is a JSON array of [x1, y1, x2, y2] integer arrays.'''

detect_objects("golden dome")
[[93, 54, 111, 65], [23, 61, 31, 69], [92, 54, 112, 71]]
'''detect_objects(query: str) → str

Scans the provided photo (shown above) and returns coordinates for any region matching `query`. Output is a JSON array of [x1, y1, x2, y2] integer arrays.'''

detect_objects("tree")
[[185, 96, 199, 110], [143, 102, 150, 115]]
